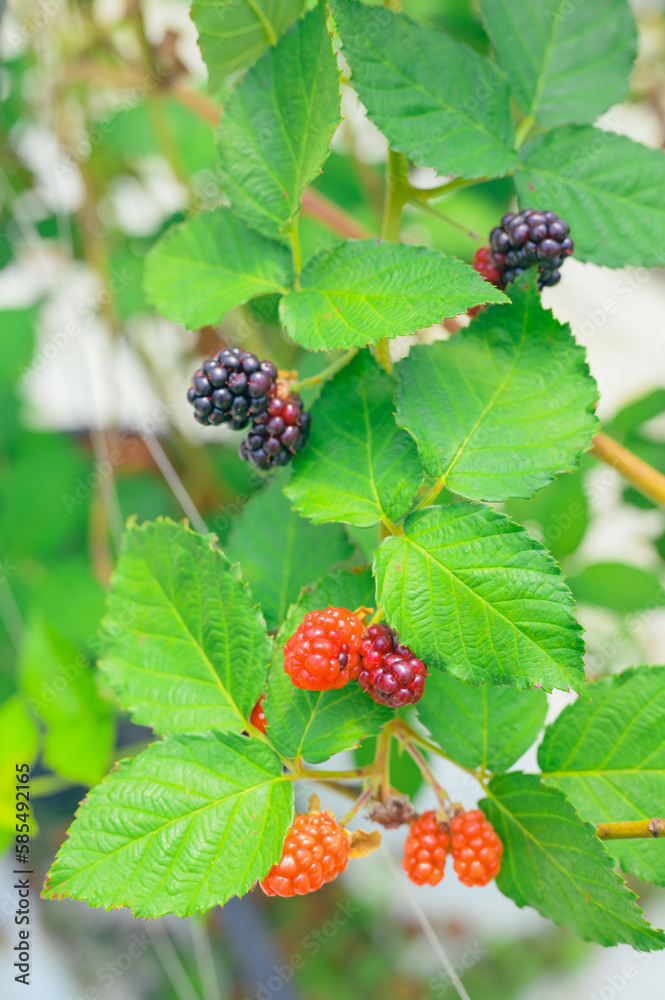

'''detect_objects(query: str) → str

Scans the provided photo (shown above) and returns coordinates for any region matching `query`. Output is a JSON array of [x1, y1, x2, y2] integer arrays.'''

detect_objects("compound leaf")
[[217, 3, 340, 239], [374, 504, 586, 695], [482, 772, 665, 950], [330, 0, 517, 179], [481, 0, 636, 128], [192, 0, 306, 89], [280, 240, 508, 350], [285, 353, 423, 527], [225, 477, 353, 630], [42, 732, 293, 917], [100, 519, 270, 735], [396, 276, 599, 501], [144, 208, 292, 328], [416, 672, 547, 773], [539, 665, 665, 886], [516, 126, 665, 268]]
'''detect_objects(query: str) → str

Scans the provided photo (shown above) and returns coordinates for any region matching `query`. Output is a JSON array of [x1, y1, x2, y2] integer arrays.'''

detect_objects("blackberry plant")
[[40, 0, 665, 975]]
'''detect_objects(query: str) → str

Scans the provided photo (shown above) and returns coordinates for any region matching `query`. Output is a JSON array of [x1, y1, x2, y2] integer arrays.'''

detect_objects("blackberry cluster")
[[358, 622, 427, 708], [187, 348, 277, 428], [239, 393, 311, 472], [476, 209, 574, 291]]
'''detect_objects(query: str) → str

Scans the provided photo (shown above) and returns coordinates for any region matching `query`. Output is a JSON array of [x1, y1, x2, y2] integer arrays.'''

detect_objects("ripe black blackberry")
[[186, 348, 277, 429], [239, 393, 311, 471], [486, 210, 574, 290]]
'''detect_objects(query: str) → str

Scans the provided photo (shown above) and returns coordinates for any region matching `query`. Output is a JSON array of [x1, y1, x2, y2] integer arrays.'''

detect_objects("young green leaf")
[[100, 519, 271, 734], [481, 0, 636, 129], [279, 240, 508, 350], [264, 651, 393, 764], [396, 276, 599, 501], [539, 665, 665, 887], [330, 0, 517, 179], [285, 353, 423, 527], [42, 732, 294, 917], [516, 126, 665, 268], [143, 208, 292, 328], [192, 0, 306, 89], [225, 476, 353, 630], [482, 773, 665, 950], [216, 3, 340, 239], [277, 566, 376, 645], [19, 617, 114, 786], [374, 504, 586, 695], [416, 672, 547, 773], [0, 695, 39, 841]]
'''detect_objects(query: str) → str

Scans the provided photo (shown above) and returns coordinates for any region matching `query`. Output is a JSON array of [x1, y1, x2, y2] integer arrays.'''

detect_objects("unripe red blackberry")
[[358, 622, 427, 707], [283, 607, 364, 691], [239, 393, 311, 471], [450, 809, 503, 887], [260, 810, 349, 897], [250, 694, 267, 734], [187, 348, 277, 428], [402, 811, 450, 886]]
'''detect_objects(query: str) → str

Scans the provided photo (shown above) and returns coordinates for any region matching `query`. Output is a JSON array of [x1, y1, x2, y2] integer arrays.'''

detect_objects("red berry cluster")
[[359, 622, 427, 707], [402, 808, 503, 888], [283, 607, 365, 690], [260, 810, 349, 897]]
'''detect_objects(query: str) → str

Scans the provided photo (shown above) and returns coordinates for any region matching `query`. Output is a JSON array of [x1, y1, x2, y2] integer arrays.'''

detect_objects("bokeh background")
[[2, 0, 665, 997]]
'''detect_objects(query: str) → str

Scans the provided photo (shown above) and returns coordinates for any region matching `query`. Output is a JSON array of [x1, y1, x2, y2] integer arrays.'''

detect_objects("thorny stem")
[[290, 348, 359, 391], [592, 431, 665, 509], [597, 818, 665, 840]]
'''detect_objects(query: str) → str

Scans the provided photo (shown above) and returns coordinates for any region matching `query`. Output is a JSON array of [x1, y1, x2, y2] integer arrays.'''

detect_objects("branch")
[[301, 188, 373, 239], [592, 431, 665, 508], [597, 817, 665, 840]]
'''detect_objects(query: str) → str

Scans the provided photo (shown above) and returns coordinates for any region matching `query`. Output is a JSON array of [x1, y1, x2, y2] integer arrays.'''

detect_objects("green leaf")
[[42, 732, 294, 917], [539, 665, 665, 887], [481, 0, 636, 128], [285, 353, 423, 527], [330, 0, 517, 179], [225, 477, 353, 631], [416, 672, 547, 773], [396, 276, 599, 502], [516, 126, 665, 268], [482, 772, 665, 950], [567, 563, 665, 614], [216, 3, 340, 239], [192, 0, 306, 91], [0, 306, 36, 385], [143, 208, 293, 328], [279, 240, 508, 350], [277, 566, 376, 645], [19, 617, 114, 786], [374, 504, 586, 695], [100, 519, 271, 734], [264, 652, 392, 764], [0, 695, 39, 836]]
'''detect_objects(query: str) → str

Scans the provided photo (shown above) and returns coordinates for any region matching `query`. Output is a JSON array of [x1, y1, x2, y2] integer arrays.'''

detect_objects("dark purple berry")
[[260, 360, 278, 380], [193, 397, 212, 416], [208, 365, 227, 388], [209, 409, 225, 425], [228, 372, 248, 395], [267, 416, 285, 435], [281, 425, 300, 448], [187, 387, 197, 404], [537, 239, 561, 260], [193, 375, 211, 395], [241, 352, 260, 374], [231, 396, 250, 417], [509, 224, 529, 247], [212, 388, 233, 411], [247, 371, 272, 398]]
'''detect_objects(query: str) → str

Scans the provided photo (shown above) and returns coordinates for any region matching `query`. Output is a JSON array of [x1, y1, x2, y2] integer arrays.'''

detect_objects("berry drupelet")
[[358, 622, 428, 707], [249, 694, 267, 734], [450, 809, 503, 887], [239, 392, 311, 471], [187, 348, 277, 429], [283, 607, 365, 691], [402, 811, 450, 886], [260, 810, 349, 897], [473, 209, 574, 293]]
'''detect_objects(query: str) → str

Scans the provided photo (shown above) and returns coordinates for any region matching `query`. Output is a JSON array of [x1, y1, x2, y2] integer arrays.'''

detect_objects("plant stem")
[[597, 818, 665, 840], [189, 914, 221, 1000], [394, 718, 484, 783], [403, 742, 449, 809], [514, 114, 536, 150], [340, 784, 375, 826], [289, 219, 302, 286], [301, 188, 373, 239], [592, 431, 665, 508], [292, 765, 375, 781], [373, 730, 393, 801], [374, 337, 393, 374], [414, 475, 447, 511], [381, 149, 410, 242], [409, 197, 482, 241], [290, 348, 359, 391], [408, 175, 490, 202]]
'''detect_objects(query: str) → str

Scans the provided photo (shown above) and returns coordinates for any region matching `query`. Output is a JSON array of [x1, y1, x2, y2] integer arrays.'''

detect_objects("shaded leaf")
[[567, 563, 665, 614]]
